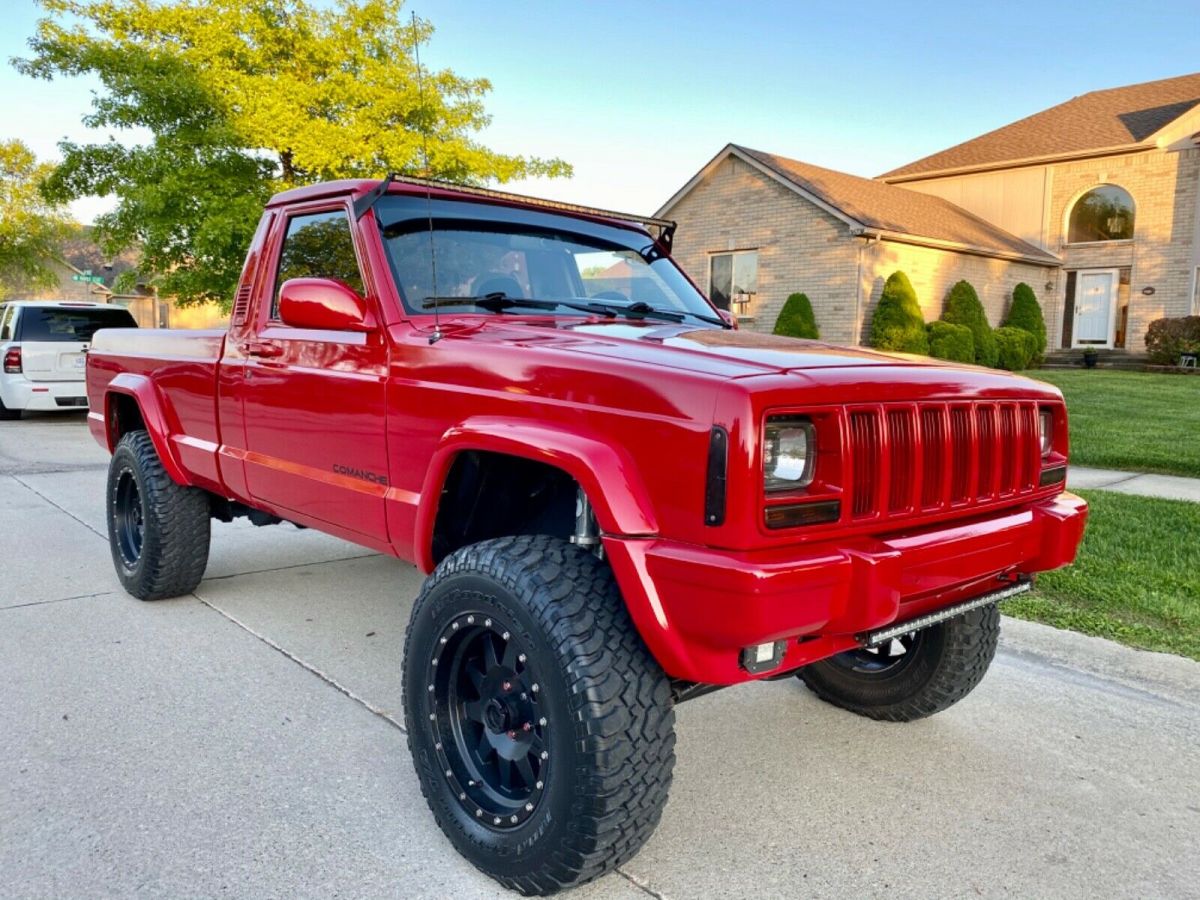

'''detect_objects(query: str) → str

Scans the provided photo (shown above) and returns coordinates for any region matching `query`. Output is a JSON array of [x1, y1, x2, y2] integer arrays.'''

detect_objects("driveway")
[[3, 414, 1199, 899]]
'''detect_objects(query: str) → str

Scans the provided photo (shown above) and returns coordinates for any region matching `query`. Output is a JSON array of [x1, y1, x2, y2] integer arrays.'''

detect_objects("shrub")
[[773, 292, 819, 339], [1004, 282, 1047, 362], [869, 271, 928, 354], [941, 280, 997, 367], [927, 321, 975, 363], [1144, 316, 1200, 365], [994, 326, 1037, 371]]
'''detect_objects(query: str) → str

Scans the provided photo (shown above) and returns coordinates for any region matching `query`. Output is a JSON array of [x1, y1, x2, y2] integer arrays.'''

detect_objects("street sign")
[[71, 274, 104, 284]]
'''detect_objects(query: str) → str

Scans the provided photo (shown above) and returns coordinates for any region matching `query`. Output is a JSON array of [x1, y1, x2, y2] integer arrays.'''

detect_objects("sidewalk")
[[1068, 466, 1200, 502]]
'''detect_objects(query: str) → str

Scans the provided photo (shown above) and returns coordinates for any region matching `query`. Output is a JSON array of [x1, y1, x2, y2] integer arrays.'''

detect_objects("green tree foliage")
[[773, 292, 819, 339], [0, 140, 71, 299], [994, 326, 1037, 371], [941, 280, 997, 367], [869, 271, 928, 354], [926, 320, 975, 363], [16, 0, 571, 307], [1003, 282, 1047, 362]]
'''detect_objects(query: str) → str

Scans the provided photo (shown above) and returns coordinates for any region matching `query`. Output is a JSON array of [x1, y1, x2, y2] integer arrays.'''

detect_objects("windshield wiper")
[[422, 292, 617, 318], [615, 301, 728, 328]]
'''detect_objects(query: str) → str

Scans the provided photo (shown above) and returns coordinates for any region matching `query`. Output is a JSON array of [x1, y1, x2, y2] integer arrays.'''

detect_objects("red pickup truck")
[[87, 176, 1087, 895]]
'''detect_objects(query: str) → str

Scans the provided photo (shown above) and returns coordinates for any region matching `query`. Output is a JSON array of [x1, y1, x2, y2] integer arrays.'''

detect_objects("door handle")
[[241, 340, 283, 359]]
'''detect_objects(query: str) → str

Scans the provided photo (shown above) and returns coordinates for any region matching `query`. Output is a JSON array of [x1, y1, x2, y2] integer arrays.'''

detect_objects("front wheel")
[[106, 430, 211, 600], [798, 604, 1000, 722], [402, 535, 675, 895]]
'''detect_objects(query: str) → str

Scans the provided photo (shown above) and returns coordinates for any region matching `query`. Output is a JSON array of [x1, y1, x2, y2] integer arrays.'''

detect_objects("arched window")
[[1068, 185, 1135, 243]]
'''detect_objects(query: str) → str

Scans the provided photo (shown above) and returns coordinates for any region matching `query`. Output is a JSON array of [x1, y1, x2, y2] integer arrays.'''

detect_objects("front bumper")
[[0, 376, 89, 412], [603, 492, 1088, 684]]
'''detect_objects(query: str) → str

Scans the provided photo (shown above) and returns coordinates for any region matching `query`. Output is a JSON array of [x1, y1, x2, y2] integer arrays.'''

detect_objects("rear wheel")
[[106, 430, 211, 600], [403, 535, 675, 895], [798, 604, 1000, 722], [0, 395, 20, 420]]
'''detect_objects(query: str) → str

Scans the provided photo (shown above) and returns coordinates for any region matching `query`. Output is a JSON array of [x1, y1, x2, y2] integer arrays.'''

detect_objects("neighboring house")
[[2, 238, 227, 330], [658, 145, 1058, 344], [661, 72, 1200, 352]]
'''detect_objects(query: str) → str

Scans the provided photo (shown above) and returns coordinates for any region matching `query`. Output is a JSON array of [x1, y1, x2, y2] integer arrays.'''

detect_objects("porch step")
[[1043, 349, 1149, 371]]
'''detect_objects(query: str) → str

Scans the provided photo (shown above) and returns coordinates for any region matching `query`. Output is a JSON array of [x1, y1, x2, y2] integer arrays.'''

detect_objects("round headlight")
[[764, 417, 815, 491], [1039, 408, 1053, 457]]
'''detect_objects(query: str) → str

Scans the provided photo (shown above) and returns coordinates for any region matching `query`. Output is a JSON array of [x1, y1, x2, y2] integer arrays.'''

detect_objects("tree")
[[869, 271, 928, 354], [1003, 282, 1047, 362], [941, 280, 997, 367], [16, 0, 571, 307], [993, 326, 1037, 371], [773, 292, 819, 339], [0, 140, 71, 299]]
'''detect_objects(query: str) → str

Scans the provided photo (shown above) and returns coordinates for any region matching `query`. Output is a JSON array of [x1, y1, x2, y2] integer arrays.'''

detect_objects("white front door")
[[1073, 269, 1118, 348]]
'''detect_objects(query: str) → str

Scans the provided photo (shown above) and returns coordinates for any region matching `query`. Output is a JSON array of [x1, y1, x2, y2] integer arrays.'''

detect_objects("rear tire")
[[798, 604, 1000, 722], [0, 396, 21, 420], [106, 430, 211, 600], [402, 535, 675, 895]]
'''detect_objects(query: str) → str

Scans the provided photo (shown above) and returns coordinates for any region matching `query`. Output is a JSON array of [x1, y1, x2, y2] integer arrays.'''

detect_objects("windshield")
[[376, 196, 719, 323], [17, 306, 138, 342]]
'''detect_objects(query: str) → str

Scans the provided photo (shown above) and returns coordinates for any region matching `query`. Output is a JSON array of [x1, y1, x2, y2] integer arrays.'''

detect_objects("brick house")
[[660, 73, 1200, 352]]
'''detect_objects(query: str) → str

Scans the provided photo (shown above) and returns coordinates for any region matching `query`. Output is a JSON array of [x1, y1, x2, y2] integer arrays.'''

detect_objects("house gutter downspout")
[[850, 227, 882, 347]]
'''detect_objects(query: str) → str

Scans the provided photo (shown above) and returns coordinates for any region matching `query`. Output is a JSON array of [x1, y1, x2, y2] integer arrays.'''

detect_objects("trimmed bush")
[[1004, 282, 1047, 361], [870, 271, 928, 354], [927, 321, 975, 363], [994, 326, 1037, 371], [1144, 316, 1200, 365], [773, 292, 820, 339], [941, 280, 997, 367]]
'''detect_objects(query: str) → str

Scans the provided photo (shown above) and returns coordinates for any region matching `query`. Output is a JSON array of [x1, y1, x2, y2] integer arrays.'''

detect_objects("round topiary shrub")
[[1004, 282, 1047, 362], [927, 321, 975, 363], [870, 271, 928, 354], [994, 326, 1037, 371], [773, 292, 820, 339], [1144, 316, 1200, 365], [941, 280, 997, 368]]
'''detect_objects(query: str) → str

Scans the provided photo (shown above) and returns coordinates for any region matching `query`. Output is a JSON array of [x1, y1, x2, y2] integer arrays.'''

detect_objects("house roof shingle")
[[881, 72, 1200, 180], [732, 145, 1058, 263]]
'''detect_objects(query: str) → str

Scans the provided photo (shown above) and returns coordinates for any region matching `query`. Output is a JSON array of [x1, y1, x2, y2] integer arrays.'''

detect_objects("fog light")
[[740, 640, 787, 674]]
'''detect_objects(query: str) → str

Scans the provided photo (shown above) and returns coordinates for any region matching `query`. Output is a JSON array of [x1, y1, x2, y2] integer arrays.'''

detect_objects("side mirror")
[[718, 309, 738, 330], [278, 278, 374, 332]]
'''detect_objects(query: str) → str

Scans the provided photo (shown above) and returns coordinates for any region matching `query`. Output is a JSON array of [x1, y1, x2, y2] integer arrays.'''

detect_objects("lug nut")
[[484, 619, 492, 627], [502, 631, 510, 640], [510, 815, 518, 823], [540, 751, 548, 760], [531, 683, 539, 693], [476, 809, 482, 817], [525, 803, 534, 812], [493, 817, 501, 825], [538, 717, 547, 726], [467, 616, 474, 624], [518, 653, 526, 663], [536, 781, 544, 790]]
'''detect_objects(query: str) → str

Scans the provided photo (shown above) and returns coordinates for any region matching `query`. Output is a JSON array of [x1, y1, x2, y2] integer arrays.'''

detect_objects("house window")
[[708, 250, 757, 311], [1067, 185, 1135, 243]]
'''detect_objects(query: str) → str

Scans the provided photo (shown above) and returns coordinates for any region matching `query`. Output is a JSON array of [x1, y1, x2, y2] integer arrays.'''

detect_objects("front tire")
[[402, 535, 675, 896], [106, 430, 211, 600], [799, 604, 1000, 722]]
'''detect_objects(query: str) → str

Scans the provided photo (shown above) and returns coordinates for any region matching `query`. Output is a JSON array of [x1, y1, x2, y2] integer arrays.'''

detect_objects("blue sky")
[[3, 0, 1196, 224]]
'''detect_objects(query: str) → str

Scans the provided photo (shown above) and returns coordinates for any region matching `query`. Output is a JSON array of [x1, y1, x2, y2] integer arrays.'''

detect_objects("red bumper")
[[603, 492, 1088, 684]]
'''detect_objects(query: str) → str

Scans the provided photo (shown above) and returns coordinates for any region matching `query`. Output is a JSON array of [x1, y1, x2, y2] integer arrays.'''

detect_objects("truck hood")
[[459, 318, 955, 378]]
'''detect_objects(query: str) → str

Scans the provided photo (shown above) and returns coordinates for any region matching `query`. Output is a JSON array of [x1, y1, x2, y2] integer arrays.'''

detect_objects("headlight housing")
[[763, 416, 815, 492], [1039, 408, 1053, 457]]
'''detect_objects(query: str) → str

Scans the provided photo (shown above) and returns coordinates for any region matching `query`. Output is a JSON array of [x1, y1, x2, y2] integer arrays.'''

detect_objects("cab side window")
[[272, 211, 365, 319]]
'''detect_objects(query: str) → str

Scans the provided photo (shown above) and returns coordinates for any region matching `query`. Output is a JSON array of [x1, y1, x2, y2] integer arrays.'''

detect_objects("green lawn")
[[1030, 369, 1200, 477], [1005, 489, 1200, 660]]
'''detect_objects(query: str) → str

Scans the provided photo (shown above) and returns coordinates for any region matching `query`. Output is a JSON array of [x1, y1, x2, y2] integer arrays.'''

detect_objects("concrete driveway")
[[3, 414, 1199, 899]]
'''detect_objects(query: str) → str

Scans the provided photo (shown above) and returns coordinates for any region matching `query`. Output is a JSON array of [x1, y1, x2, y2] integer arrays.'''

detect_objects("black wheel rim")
[[828, 630, 924, 677], [427, 613, 548, 830], [113, 467, 145, 568]]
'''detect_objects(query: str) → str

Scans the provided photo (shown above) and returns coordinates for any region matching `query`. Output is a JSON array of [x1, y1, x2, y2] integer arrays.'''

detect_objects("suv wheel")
[[106, 430, 211, 600], [403, 535, 675, 895], [798, 604, 1000, 722]]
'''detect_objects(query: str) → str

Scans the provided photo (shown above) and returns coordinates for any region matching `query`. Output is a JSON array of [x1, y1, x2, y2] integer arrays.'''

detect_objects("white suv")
[[0, 301, 138, 420]]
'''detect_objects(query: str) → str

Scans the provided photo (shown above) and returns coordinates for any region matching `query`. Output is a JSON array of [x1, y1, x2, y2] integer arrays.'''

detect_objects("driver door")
[[240, 205, 390, 542]]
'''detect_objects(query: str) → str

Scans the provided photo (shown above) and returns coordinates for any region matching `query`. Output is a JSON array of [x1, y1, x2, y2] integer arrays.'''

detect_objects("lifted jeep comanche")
[[87, 176, 1087, 895]]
